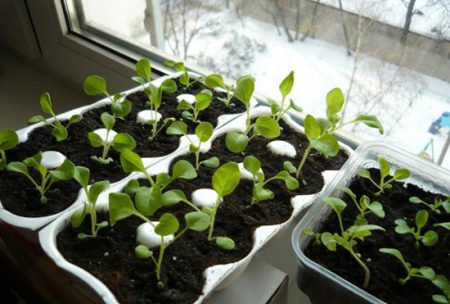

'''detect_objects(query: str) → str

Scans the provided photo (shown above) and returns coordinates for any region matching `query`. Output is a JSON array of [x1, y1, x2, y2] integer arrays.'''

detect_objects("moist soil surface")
[[304, 169, 450, 304]]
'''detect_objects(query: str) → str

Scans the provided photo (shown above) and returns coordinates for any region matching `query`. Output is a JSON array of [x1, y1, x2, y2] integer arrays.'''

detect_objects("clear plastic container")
[[291, 141, 450, 304]]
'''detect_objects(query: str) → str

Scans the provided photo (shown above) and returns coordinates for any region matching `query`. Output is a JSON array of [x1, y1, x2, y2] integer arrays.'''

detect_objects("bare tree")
[[273, 0, 295, 42], [301, 0, 320, 42], [401, 0, 417, 43], [337, 0, 351, 55], [295, 0, 301, 40]]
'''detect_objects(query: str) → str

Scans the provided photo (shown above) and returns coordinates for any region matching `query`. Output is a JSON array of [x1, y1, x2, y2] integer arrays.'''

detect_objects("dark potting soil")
[[304, 169, 450, 304]]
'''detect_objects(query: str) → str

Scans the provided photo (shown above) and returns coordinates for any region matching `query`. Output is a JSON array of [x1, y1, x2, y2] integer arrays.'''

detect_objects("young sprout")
[[409, 196, 450, 214], [394, 210, 438, 248], [164, 60, 199, 88], [204, 73, 235, 107], [341, 187, 385, 221], [305, 197, 385, 289], [0, 129, 19, 170], [243, 155, 298, 205], [267, 71, 302, 122], [70, 166, 110, 239], [177, 89, 213, 122], [356, 157, 410, 196], [7, 152, 75, 203], [206, 162, 241, 250], [83, 75, 132, 118], [109, 192, 210, 289], [87, 112, 136, 164], [166, 121, 219, 170], [28, 93, 82, 142], [283, 88, 383, 181], [432, 275, 450, 304]]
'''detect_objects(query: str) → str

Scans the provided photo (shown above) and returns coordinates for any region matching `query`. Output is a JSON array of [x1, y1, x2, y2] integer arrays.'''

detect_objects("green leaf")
[[50, 159, 75, 181], [166, 121, 187, 135], [132, 76, 145, 85], [279, 71, 294, 100], [275, 171, 299, 190], [419, 267, 436, 280], [432, 295, 448, 304], [108, 193, 136, 226], [201, 157, 220, 168], [155, 213, 179, 236], [215, 237, 235, 250], [368, 201, 385, 218], [28, 115, 45, 125], [136, 58, 152, 81], [0, 129, 19, 151], [162, 189, 186, 207], [73, 166, 90, 188], [180, 71, 189, 87], [379, 248, 404, 261], [354, 115, 384, 135], [434, 222, 450, 230], [120, 149, 145, 173], [416, 210, 429, 230], [321, 232, 337, 251], [253, 184, 274, 201], [253, 116, 280, 139], [316, 118, 332, 133], [290, 99, 302, 112], [356, 168, 371, 179], [433, 275, 450, 292], [341, 187, 357, 202], [69, 114, 83, 124], [283, 161, 296, 174], [378, 158, 391, 179], [135, 187, 162, 216], [225, 131, 249, 153], [234, 75, 255, 108], [88, 181, 110, 204], [394, 168, 410, 181], [185, 211, 210, 231], [112, 133, 136, 152], [311, 134, 339, 157], [161, 79, 177, 93], [51, 125, 68, 142], [111, 100, 132, 117], [304, 115, 321, 141], [135, 244, 153, 259], [422, 230, 438, 247], [40, 92, 53, 114], [326, 88, 345, 117], [24, 153, 42, 170], [83, 75, 107, 96], [195, 90, 213, 110], [243, 155, 261, 176], [349, 224, 385, 233], [324, 197, 346, 216], [205, 74, 225, 89], [155, 173, 171, 188], [394, 219, 412, 234], [195, 122, 213, 142], [70, 205, 86, 228], [101, 112, 115, 130], [172, 160, 197, 180], [177, 100, 193, 111], [87, 132, 104, 148], [124, 179, 140, 195], [409, 196, 423, 204], [212, 162, 240, 197]]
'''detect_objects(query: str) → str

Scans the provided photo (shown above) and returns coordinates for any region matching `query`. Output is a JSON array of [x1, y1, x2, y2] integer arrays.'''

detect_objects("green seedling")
[[7, 152, 75, 203], [87, 112, 136, 164], [267, 71, 302, 122], [341, 187, 385, 221], [132, 59, 178, 141], [394, 210, 438, 248], [28, 93, 82, 142], [177, 89, 213, 122], [243, 155, 298, 205], [356, 157, 410, 196], [431, 275, 450, 304], [166, 121, 219, 171], [409, 196, 450, 214], [83, 75, 132, 118], [109, 192, 210, 289], [204, 73, 235, 107], [283, 88, 383, 181], [164, 60, 201, 88], [206, 162, 241, 250], [0, 129, 19, 170], [70, 166, 110, 239], [306, 197, 384, 289]]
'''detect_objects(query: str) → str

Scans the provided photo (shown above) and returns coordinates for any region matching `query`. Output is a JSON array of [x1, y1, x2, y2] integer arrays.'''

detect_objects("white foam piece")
[[177, 94, 196, 104], [238, 162, 262, 181], [40, 151, 66, 169], [267, 140, 297, 158], [136, 222, 174, 249], [93, 128, 117, 144], [191, 188, 220, 208], [136, 110, 162, 124]]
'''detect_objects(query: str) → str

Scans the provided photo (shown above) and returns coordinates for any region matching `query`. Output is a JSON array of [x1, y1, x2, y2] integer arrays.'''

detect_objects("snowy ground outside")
[[81, 0, 450, 168]]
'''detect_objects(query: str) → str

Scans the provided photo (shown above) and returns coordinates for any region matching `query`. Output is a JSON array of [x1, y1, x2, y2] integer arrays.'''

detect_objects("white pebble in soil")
[[137, 222, 174, 248], [40, 151, 66, 169], [238, 162, 263, 181], [267, 140, 297, 158], [93, 128, 118, 144], [177, 94, 196, 104], [136, 110, 162, 124], [191, 188, 221, 208]]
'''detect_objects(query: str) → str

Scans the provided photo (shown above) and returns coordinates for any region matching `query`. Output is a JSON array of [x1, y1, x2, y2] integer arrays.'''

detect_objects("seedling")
[[83, 75, 132, 118], [109, 192, 210, 289], [0, 129, 19, 170], [28, 93, 82, 142], [70, 166, 110, 239], [87, 112, 136, 164], [267, 71, 302, 122], [341, 187, 385, 221], [177, 89, 213, 122], [7, 152, 75, 203], [164, 60, 200, 88], [409, 196, 450, 214], [431, 275, 450, 304], [283, 88, 383, 181], [394, 210, 438, 248], [356, 157, 410, 196], [243, 155, 298, 205], [132, 59, 178, 140], [306, 197, 384, 289], [204, 73, 235, 107], [166, 121, 219, 170], [206, 162, 241, 250]]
